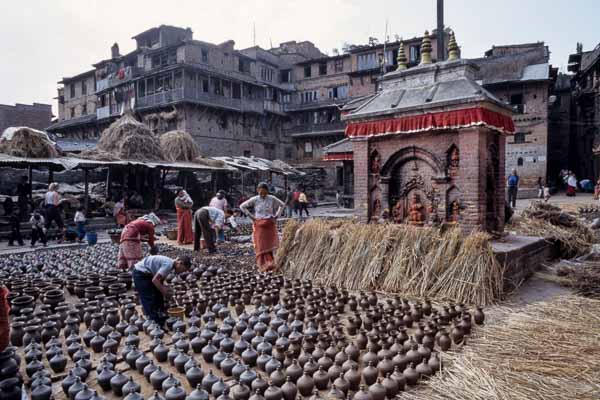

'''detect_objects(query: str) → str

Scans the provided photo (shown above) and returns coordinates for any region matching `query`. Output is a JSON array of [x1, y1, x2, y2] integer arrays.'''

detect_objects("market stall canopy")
[[212, 156, 305, 175]]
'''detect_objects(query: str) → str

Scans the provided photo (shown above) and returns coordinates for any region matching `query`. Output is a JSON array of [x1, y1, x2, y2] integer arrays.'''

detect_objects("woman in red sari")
[[175, 190, 194, 245], [240, 182, 285, 272], [117, 213, 160, 270]]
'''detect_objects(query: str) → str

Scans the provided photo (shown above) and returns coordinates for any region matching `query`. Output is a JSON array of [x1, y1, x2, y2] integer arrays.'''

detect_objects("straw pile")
[[193, 156, 227, 169], [400, 295, 600, 400], [276, 220, 504, 305], [547, 257, 600, 299], [97, 113, 164, 161], [508, 201, 595, 257], [160, 130, 200, 162], [0, 127, 61, 158]]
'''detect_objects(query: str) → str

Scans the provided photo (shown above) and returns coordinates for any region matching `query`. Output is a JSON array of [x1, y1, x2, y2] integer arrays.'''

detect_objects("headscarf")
[[141, 213, 161, 226], [179, 190, 193, 205]]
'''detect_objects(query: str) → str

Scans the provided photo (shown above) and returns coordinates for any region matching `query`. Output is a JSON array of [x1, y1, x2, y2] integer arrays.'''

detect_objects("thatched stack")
[[508, 201, 595, 257], [160, 130, 200, 162], [400, 295, 600, 400], [0, 127, 61, 158], [276, 220, 504, 305], [96, 112, 164, 161]]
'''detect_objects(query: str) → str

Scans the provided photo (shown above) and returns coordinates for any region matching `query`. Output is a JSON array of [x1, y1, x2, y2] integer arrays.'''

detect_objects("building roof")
[[59, 69, 96, 84], [323, 138, 352, 154], [346, 60, 510, 120], [521, 63, 550, 81], [472, 48, 549, 86], [212, 156, 305, 175], [46, 114, 97, 132], [54, 138, 98, 153], [580, 44, 600, 73]]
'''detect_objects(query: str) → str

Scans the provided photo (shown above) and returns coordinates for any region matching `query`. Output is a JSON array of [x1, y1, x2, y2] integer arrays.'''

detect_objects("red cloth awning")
[[323, 153, 353, 161], [345, 107, 515, 138]]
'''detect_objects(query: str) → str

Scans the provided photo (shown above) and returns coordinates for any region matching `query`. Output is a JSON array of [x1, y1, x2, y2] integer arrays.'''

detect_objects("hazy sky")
[[1, 0, 599, 116]]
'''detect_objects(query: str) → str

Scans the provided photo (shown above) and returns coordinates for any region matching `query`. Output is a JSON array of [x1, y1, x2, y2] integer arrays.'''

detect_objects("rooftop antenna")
[[437, 0, 445, 61], [270, 37, 273, 49], [379, 19, 389, 83]]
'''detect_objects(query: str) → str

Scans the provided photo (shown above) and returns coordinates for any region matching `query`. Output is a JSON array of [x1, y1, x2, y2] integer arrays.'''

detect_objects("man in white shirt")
[[193, 206, 233, 253]]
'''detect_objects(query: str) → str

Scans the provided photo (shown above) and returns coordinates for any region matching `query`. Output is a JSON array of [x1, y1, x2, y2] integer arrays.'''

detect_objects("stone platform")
[[492, 234, 554, 292]]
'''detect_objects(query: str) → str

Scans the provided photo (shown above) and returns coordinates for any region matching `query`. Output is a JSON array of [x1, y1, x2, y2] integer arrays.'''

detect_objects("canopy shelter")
[[212, 156, 305, 194], [0, 153, 235, 215]]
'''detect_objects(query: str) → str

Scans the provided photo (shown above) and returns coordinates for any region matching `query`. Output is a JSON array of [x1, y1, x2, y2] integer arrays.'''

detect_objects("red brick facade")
[[352, 122, 507, 233]]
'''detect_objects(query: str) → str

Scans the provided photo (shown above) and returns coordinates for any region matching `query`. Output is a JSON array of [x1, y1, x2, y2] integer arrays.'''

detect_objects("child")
[[74, 207, 86, 243], [543, 185, 551, 202], [29, 211, 47, 247], [8, 210, 24, 246]]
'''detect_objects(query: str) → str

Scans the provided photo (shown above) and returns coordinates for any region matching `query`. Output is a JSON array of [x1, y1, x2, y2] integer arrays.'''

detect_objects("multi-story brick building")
[[47, 25, 324, 160], [0, 102, 53, 134], [568, 42, 600, 181]]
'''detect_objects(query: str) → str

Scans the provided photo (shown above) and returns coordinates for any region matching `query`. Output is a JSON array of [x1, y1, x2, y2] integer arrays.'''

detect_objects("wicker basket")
[[165, 229, 178, 241]]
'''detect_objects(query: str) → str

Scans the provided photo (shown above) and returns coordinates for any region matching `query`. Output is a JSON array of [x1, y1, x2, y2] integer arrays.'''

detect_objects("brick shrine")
[[343, 34, 515, 232]]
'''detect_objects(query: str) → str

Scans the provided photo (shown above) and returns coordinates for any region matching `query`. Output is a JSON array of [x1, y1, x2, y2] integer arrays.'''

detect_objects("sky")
[[1, 0, 599, 116]]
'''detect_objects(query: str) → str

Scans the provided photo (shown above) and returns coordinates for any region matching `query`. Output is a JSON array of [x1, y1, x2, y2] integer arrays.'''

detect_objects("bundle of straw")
[[276, 220, 504, 305], [400, 295, 600, 400], [160, 130, 201, 162], [0, 127, 61, 158], [97, 112, 164, 161]]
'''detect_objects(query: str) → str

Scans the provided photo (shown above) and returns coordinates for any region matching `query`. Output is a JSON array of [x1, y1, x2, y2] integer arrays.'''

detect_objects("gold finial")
[[420, 30, 432, 65], [396, 40, 408, 70], [448, 31, 459, 61]]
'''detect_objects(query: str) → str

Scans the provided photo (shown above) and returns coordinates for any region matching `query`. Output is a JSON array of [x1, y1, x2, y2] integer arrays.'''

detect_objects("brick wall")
[[0, 103, 53, 133]]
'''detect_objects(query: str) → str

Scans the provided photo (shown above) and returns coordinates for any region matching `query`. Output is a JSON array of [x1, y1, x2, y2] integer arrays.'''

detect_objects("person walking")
[[113, 197, 128, 227], [118, 213, 161, 270], [292, 188, 301, 216], [506, 169, 519, 208], [566, 172, 578, 197], [44, 183, 64, 238], [132, 255, 191, 327], [74, 207, 86, 243], [16, 176, 30, 221], [537, 177, 544, 199], [298, 190, 310, 218], [193, 206, 233, 254], [209, 190, 228, 241], [7, 210, 24, 247], [284, 188, 295, 218], [174, 190, 194, 245], [240, 182, 285, 272], [29, 210, 47, 247]]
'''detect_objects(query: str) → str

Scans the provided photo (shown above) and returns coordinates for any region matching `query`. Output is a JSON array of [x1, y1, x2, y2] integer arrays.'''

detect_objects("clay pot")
[[403, 363, 419, 386], [188, 385, 209, 400], [231, 381, 250, 400], [313, 366, 329, 390], [450, 323, 464, 345], [144, 361, 159, 382], [428, 352, 441, 374], [352, 385, 373, 400], [201, 370, 219, 392], [10, 322, 25, 346], [49, 352, 68, 373], [390, 366, 406, 391], [269, 367, 286, 387], [333, 374, 350, 395], [362, 361, 379, 386], [150, 366, 169, 391], [212, 379, 228, 398], [437, 330, 451, 352], [474, 307, 485, 325], [68, 376, 86, 400], [97, 366, 116, 391], [280, 377, 297, 400], [110, 371, 129, 396], [263, 383, 283, 400], [31, 383, 52, 400], [162, 373, 181, 393], [344, 365, 361, 391]]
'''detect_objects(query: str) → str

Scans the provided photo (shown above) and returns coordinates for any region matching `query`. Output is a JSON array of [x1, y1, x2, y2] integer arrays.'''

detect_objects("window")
[[70, 107, 75, 118], [82, 104, 87, 115], [202, 79, 209, 93], [238, 59, 251, 73], [337, 167, 344, 186], [334, 59, 344, 72], [357, 53, 377, 70], [304, 65, 312, 78], [514, 132, 526, 143], [319, 63, 327, 76], [152, 49, 178, 68], [304, 142, 313, 157], [138, 81, 146, 97], [282, 94, 291, 104], [409, 45, 421, 63], [328, 85, 348, 100], [243, 150, 251, 157], [280, 70, 291, 83], [70, 84, 75, 99], [201, 49, 208, 63], [82, 81, 87, 95], [232, 83, 241, 99], [284, 147, 293, 159], [510, 93, 526, 113], [517, 157, 524, 166], [261, 67, 273, 82]]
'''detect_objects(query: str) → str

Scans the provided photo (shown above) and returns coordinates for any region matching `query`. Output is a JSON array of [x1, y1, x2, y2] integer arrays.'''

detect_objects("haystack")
[[0, 127, 61, 158], [97, 113, 164, 161], [400, 295, 600, 400], [160, 130, 200, 162], [276, 220, 503, 305], [508, 201, 595, 257], [193, 156, 227, 168]]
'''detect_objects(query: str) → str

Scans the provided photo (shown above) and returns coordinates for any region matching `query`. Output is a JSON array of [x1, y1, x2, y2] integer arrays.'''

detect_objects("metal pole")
[[84, 169, 89, 215], [437, 0, 445, 61]]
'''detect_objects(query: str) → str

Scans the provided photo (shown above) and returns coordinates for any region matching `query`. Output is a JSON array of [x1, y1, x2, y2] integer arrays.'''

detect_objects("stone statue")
[[392, 200, 403, 224], [449, 200, 460, 223], [371, 153, 381, 175], [408, 193, 425, 225], [449, 147, 460, 176]]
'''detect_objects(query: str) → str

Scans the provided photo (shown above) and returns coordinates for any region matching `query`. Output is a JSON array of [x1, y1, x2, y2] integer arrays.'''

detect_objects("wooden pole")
[[28, 166, 33, 203], [84, 169, 89, 215], [106, 167, 112, 199], [48, 168, 54, 185]]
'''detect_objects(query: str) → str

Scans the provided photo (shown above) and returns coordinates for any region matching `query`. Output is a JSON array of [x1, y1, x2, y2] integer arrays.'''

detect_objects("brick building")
[[568, 42, 600, 181], [473, 43, 554, 196], [47, 25, 324, 160], [343, 37, 514, 232], [0, 102, 53, 134]]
